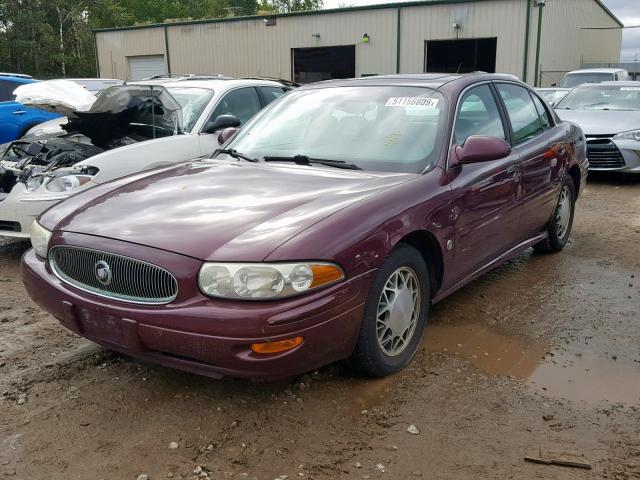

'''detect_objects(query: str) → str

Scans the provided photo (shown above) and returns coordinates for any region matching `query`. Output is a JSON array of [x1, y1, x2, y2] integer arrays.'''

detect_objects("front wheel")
[[350, 244, 430, 377], [534, 176, 576, 253]]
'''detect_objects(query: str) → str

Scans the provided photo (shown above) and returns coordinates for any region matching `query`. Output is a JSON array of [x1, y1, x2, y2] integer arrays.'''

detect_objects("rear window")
[[561, 73, 614, 88]]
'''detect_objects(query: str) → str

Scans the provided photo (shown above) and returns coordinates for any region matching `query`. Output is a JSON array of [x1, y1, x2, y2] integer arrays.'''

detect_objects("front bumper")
[[0, 183, 61, 238], [22, 238, 373, 381], [588, 138, 640, 173]]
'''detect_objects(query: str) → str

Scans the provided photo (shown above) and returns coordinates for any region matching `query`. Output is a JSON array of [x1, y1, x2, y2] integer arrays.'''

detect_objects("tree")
[[258, 0, 323, 13]]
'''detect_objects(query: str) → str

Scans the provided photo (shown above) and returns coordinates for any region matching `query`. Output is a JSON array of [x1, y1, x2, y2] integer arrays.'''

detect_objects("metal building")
[[94, 0, 623, 87]]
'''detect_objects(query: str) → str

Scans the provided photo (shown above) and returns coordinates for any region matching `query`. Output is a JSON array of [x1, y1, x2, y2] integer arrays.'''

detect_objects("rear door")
[[494, 83, 565, 234], [0, 80, 31, 142], [448, 83, 522, 281], [257, 85, 293, 107]]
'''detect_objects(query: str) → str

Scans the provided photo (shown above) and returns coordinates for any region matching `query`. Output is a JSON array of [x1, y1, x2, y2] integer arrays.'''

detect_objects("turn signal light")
[[310, 264, 343, 288], [251, 336, 304, 354]]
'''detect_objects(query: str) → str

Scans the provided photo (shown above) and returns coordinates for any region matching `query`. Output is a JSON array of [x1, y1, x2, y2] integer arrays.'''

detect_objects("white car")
[[558, 68, 630, 88], [0, 78, 293, 238]]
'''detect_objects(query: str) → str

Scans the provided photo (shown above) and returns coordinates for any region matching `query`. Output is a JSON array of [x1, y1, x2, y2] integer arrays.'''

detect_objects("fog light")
[[251, 336, 303, 354]]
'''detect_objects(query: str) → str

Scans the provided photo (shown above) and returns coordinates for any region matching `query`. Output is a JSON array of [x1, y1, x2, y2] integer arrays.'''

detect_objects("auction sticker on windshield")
[[385, 97, 439, 107]]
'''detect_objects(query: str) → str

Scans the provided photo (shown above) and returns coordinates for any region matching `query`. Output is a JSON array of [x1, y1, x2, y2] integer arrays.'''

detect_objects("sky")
[[322, 0, 639, 61]]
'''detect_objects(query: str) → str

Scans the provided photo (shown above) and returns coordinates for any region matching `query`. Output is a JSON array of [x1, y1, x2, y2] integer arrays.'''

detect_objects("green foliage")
[[258, 0, 323, 13], [0, 0, 261, 78]]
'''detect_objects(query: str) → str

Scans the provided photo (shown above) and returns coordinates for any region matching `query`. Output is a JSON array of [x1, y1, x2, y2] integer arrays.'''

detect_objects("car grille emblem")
[[95, 260, 113, 286]]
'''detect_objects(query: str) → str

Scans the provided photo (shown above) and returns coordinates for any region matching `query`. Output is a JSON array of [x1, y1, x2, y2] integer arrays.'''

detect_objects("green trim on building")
[[522, 0, 531, 83], [93, 0, 488, 33], [396, 6, 402, 74], [534, 3, 544, 87], [93, 33, 100, 77], [592, 0, 624, 28], [164, 25, 172, 75]]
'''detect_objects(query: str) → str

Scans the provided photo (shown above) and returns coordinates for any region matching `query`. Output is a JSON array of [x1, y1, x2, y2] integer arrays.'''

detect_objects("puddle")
[[528, 349, 640, 406], [422, 321, 546, 379], [422, 320, 640, 406]]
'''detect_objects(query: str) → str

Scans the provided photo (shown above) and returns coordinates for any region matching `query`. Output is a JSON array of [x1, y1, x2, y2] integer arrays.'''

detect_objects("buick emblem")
[[95, 260, 113, 286]]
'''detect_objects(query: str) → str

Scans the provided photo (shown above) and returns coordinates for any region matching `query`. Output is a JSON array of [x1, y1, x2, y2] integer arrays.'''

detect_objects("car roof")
[[0, 75, 35, 84], [536, 87, 571, 91], [575, 80, 640, 87], [0, 72, 32, 79], [297, 73, 521, 90], [159, 78, 290, 90], [566, 68, 626, 74]]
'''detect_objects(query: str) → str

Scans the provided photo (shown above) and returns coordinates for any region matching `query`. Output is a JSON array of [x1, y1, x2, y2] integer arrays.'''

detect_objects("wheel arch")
[[568, 164, 581, 197], [395, 230, 444, 297]]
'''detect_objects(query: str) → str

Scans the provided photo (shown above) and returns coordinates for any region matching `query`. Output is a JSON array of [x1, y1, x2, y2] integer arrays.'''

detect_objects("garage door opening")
[[425, 38, 497, 74], [292, 46, 356, 84], [127, 55, 167, 81]]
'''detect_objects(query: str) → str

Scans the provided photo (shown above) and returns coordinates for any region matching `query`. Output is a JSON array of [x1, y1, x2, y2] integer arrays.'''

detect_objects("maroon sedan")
[[22, 73, 587, 380]]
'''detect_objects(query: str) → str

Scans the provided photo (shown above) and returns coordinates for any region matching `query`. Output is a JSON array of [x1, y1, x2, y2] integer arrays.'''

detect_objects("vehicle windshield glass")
[[166, 87, 214, 132], [537, 89, 569, 106], [226, 86, 446, 173], [555, 85, 640, 111], [561, 73, 614, 88]]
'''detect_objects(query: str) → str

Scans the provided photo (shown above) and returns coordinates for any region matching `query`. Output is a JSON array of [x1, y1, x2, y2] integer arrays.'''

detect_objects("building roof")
[[93, 0, 623, 33]]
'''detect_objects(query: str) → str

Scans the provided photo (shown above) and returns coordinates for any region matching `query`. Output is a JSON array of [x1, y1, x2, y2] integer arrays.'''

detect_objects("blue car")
[[0, 74, 61, 143]]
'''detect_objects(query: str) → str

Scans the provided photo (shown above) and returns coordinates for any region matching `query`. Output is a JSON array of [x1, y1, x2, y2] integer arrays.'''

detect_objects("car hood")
[[15, 79, 183, 131], [555, 109, 640, 135], [47, 160, 415, 261]]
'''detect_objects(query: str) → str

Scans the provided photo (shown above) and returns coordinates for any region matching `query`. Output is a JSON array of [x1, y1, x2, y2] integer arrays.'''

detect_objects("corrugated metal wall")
[[535, 0, 622, 86], [400, 0, 528, 77], [95, 0, 622, 85], [97, 28, 167, 80], [166, 9, 397, 79]]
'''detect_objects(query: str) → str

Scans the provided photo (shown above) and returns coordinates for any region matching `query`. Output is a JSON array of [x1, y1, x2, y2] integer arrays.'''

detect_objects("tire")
[[533, 176, 576, 253], [350, 244, 430, 377]]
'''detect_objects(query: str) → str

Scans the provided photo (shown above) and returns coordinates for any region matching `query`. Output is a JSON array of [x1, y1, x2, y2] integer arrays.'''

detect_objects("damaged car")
[[0, 78, 293, 237]]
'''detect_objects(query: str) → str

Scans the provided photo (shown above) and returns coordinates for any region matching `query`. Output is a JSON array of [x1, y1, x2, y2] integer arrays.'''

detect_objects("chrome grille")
[[49, 246, 178, 305], [586, 138, 625, 169]]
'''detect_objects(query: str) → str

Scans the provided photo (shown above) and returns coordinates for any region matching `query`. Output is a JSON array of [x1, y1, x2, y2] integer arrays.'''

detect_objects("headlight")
[[45, 175, 93, 193], [613, 129, 640, 142], [198, 262, 345, 300], [25, 175, 45, 192], [30, 222, 52, 258]]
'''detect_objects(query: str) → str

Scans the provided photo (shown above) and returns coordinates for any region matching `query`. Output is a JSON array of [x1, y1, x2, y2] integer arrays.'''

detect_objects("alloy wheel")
[[376, 266, 421, 356], [556, 185, 572, 239]]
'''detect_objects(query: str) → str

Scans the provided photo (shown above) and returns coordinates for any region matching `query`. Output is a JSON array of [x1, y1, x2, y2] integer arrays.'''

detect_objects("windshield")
[[555, 84, 640, 111], [226, 86, 446, 173], [537, 89, 569, 106], [561, 73, 614, 88], [166, 86, 214, 132]]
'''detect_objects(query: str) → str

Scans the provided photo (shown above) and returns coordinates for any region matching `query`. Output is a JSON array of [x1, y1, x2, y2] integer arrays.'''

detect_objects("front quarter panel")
[[81, 135, 202, 184], [266, 169, 454, 287]]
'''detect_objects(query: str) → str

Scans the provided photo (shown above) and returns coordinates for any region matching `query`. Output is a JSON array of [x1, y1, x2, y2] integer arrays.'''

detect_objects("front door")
[[0, 80, 31, 143], [198, 87, 263, 154], [448, 83, 522, 282]]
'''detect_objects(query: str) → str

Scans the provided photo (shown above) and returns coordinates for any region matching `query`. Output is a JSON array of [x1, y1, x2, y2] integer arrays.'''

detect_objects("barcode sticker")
[[385, 97, 439, 108]]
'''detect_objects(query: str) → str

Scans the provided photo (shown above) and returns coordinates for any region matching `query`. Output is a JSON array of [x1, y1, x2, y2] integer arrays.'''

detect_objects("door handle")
[[12, 110, 27, 115], [506, 165, 519, 176]]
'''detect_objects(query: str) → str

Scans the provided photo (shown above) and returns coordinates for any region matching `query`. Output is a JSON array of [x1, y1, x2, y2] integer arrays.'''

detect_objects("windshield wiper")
[[263, 155, 362, 170], [211, 148, 259, 163]]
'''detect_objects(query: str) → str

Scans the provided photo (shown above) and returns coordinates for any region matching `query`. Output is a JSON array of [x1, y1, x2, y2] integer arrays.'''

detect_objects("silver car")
[[555, 81, 640, 173]]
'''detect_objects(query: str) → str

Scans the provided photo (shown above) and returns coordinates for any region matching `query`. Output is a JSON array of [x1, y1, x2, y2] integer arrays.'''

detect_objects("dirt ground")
[[1, 174, 639, 480]]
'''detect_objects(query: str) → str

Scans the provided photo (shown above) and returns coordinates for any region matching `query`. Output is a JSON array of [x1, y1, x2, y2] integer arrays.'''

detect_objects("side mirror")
[[454, 136, 511, 165], [202, 114, 241, 134], [217, 127, 238, 145]]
